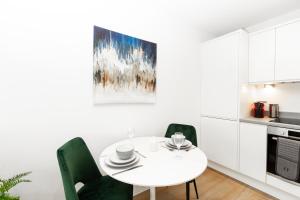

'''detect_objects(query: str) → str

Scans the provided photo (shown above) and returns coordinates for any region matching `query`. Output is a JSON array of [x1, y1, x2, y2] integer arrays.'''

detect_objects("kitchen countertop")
[[240, 116, 300, 130], [240, 117, 272, 125]]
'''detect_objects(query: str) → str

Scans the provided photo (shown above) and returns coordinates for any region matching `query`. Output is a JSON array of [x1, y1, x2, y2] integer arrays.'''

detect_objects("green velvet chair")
[[165, 123, 199, 200], [57, 137, 133, 200]]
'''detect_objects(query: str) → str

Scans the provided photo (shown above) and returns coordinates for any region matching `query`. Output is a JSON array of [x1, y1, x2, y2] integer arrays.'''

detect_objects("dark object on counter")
[[269, 104, 279, 118], [252, 101, 265, 118]]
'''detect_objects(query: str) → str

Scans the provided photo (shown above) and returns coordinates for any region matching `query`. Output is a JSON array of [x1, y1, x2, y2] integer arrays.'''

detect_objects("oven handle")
[[272, 137, 277, 140], [271, 136, 300, 141]]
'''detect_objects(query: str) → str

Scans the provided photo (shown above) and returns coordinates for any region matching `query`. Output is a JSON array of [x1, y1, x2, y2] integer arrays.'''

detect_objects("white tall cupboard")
[[200, 32, 239, 120], [200, 30, 248, 171]]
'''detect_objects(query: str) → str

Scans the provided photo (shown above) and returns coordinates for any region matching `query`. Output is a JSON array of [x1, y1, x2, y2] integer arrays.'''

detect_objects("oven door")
[[267, 132, 300, 183]]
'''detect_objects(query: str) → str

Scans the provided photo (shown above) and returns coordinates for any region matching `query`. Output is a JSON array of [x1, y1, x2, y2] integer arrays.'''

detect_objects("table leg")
[[150, 187, 156, 200], [186, 183, 190, 200]]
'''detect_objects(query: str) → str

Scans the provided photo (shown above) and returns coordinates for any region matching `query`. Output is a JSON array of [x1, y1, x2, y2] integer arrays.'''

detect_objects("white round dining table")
[[99, 137, 207, 200]]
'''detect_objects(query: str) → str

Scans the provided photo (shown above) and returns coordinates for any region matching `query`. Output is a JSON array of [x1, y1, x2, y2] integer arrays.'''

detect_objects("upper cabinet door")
[[275, 21, 300, 81], [200, 32, 239, 120], [249, 29, 275, 83]]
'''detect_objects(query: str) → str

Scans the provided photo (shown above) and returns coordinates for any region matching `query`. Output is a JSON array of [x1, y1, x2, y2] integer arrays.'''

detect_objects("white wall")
[[0, 0, 213, 199]]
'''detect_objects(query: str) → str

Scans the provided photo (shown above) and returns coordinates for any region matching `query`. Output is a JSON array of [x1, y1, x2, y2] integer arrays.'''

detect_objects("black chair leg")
[[186, 182, 190, 200], [193, 179, 199, 199]]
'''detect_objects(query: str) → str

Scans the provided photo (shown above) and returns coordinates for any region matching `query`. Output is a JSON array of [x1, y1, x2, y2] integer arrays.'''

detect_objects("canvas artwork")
[[93, 26, 157, 103]]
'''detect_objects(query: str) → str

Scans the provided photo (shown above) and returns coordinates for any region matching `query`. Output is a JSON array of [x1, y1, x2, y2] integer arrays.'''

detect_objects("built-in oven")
[[267, 126, 300, 184]]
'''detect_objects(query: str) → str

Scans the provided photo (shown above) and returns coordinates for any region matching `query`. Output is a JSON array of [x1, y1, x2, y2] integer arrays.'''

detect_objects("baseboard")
[[208, 161, 299, 200]]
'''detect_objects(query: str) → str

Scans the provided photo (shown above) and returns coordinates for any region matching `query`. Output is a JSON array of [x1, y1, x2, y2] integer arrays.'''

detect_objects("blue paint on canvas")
[[93, 25, 157, 103]]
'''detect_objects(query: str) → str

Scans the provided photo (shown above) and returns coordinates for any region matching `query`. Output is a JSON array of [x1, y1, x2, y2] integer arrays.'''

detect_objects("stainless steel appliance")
[[269, 104, 279, 118], [267, 119, 300, 185]]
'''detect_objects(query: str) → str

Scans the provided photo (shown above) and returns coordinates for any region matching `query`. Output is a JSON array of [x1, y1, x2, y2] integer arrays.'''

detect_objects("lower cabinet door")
[[240, 122, 267, 182], [201, 117, 238, 170]]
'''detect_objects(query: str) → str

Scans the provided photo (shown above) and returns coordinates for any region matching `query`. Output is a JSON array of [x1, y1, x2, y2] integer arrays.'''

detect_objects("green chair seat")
[[78, 176, 132, 200], [57, 137, 133, 200]]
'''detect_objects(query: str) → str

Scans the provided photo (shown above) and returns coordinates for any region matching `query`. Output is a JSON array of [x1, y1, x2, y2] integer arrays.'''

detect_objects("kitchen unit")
[[200, 30, 248, 171], [249, 19, 300, 83], [201, 20, 300, 200], [239, 119, 300, 199]]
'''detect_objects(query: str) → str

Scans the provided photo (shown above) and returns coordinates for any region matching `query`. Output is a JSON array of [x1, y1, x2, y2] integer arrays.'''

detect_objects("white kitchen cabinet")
[[275, 20, 300, 81], [200, 30, 248, 120], [201, 117, 238, 171], [249, 29, 275, 83], [240, 122, 267, 182]]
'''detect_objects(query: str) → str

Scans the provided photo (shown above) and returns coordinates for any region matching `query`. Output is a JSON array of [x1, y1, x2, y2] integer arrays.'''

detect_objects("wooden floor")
[[134, 168, 276, 200]]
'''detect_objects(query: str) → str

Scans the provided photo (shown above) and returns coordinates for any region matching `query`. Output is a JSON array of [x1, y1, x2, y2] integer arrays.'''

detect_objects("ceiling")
[[160, 0, 300, 36], [100, 0, 300, 36], [3, 0, 300, 37]]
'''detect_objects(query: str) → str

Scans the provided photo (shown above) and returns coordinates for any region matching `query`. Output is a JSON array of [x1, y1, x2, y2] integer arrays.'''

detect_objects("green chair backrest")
[[165, 123, 197, 146], [57, 137, 101, 200]]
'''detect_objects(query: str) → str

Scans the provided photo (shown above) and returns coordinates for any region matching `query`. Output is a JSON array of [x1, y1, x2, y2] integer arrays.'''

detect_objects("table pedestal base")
[[150, 187, 156, 200]]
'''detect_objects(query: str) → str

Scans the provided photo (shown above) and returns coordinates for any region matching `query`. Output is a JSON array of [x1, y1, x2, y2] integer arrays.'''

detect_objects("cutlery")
[[161, 145, 174, 151], [112, 165, 143, 176], [135, 150, 147, 158], [185, 146, 197, 152]]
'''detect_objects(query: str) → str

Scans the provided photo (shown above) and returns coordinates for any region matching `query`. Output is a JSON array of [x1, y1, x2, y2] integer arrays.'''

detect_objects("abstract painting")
[[93, 26, 157, 103]]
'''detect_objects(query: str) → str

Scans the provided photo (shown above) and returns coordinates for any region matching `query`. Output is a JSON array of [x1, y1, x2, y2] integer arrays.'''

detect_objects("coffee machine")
[[252, 101, 265, 118]]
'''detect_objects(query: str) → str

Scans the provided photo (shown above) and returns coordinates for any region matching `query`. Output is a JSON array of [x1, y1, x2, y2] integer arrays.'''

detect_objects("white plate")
[[166, 139, 192, 148], [105, 154, 140, 168], [166, 143, 193, 150], [110, 153, 136, 165]]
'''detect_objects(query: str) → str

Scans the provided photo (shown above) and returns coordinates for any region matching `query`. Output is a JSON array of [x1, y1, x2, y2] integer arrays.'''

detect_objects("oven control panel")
[[267, 126, 288, 137], [268, 126, 300, 139]]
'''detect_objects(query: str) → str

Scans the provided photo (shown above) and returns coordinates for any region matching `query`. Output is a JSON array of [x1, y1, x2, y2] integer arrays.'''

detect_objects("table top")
[[99, 136, 207, 187]]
